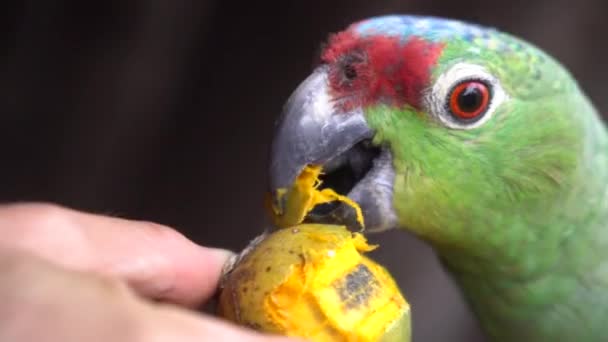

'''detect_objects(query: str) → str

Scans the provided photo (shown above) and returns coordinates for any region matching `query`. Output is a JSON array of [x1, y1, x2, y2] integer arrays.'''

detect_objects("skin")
[[0, 202, 300, 342], [292, 16, 608, 340]]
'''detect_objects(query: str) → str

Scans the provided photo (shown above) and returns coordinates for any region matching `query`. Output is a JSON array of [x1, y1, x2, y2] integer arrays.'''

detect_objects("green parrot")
[[267, 15, 608, 341]]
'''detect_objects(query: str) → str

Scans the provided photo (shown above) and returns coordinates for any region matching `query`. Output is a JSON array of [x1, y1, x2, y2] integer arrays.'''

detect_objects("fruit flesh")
[[268, 165, 365, 229]]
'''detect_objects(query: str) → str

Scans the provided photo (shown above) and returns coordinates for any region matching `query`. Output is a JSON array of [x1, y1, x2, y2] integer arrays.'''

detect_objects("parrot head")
[[269, 15, 592, 263]]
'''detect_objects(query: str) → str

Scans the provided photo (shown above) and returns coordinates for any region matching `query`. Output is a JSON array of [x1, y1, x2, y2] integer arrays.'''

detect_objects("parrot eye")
[[426, 62, 508, 130], [448, 80, 491, 121]]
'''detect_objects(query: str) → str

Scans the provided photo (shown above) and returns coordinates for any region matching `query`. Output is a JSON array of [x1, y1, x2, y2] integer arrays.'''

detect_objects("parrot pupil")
[[458, 85, 483, 112], [448, 80, 491, 121]]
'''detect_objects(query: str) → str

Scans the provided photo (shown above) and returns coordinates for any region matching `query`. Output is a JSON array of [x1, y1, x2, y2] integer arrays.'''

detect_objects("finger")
[[142, 303, 304, 342], [0, 202, 234, 307], [0, 247, 141, 342], [0, 248, 302, 342]]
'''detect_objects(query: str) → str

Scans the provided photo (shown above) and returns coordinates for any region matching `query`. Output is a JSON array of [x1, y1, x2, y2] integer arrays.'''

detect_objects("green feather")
[[365, 23, 608, 341]]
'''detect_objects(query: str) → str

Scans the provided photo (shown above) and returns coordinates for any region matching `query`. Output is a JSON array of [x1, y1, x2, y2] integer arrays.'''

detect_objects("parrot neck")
[[439, 210, 608, 340], [438, 110, 608, 340]]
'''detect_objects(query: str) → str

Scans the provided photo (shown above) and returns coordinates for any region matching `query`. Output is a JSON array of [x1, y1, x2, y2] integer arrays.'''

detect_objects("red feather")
[[321, 29, 445, 110]]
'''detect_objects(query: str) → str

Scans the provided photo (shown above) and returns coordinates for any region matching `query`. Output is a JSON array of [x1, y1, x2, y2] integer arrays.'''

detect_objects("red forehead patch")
[[321, 29, 445, 110]]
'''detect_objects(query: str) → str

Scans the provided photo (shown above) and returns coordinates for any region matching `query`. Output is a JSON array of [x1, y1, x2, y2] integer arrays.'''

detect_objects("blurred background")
[[1, 1, 606, 341]]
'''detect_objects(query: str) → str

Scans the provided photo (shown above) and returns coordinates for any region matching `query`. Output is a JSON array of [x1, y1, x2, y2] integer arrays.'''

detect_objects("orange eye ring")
[[448, 80, 491, 120]]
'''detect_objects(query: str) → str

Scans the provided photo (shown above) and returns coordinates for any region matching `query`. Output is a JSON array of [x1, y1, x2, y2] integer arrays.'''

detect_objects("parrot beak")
[[269, 66, 398, 232]]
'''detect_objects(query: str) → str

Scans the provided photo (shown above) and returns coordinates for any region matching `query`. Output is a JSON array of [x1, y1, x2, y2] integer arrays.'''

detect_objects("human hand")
[[0, 203, 299, 342]]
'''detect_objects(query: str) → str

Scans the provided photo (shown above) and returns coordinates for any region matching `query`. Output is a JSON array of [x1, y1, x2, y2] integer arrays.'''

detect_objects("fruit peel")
[[217, 224, 410, 342]]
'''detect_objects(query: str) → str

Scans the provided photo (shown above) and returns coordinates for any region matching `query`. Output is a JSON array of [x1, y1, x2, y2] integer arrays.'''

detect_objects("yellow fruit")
[[267, 165, 365, 229], [217, 224, 410, 342]]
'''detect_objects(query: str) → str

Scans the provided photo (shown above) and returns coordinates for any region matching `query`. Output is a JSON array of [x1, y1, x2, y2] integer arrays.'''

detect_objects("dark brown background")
[[1, 1, 606, 341]]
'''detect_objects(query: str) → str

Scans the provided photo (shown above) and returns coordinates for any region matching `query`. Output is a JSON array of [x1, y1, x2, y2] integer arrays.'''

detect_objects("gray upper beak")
[[269, 66, 373, 191], [267, 66, 398, 232]]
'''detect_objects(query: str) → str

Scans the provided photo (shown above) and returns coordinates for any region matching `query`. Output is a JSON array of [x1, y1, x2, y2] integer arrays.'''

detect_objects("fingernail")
[[201, 247, 236, 270]]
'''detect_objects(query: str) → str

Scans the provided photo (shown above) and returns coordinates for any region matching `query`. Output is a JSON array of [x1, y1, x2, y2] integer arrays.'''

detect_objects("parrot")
[[267, 15, 608, 341]]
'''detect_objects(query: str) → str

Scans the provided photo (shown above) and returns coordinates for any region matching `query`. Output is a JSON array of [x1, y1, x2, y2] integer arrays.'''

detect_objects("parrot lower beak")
[[268, 66, 398, 232]]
